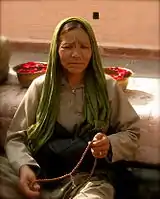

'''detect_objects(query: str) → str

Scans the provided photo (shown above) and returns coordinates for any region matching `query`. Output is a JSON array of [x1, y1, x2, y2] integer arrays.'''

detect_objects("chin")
[[68, 68, 86, 74]]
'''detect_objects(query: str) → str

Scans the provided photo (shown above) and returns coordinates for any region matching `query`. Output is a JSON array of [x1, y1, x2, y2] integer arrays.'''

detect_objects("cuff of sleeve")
[[28, 164, 41, 177], [105, 141, 113, 163], [11, 157, 40, 176]]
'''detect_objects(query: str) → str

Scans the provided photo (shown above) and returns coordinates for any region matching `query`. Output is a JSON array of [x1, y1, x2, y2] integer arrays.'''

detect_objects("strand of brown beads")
[[31, 140, 97, 189]]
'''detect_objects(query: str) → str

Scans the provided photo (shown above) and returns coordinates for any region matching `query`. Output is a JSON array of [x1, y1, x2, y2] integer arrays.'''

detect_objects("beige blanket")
[[126, 77, 160, 164]]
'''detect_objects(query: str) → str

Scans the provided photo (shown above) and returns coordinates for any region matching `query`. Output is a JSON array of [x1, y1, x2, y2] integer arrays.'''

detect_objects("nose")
[[71, 47, 81, 58]]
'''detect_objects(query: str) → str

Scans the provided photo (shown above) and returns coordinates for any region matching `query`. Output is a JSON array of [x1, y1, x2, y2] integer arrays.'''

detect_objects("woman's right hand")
[[19, 165, 40, 199]]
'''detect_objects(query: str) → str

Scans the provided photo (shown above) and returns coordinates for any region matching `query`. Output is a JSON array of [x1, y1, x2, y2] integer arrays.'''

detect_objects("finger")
[[91, 145, 108, 152], [31, 182, 41, 192], [92, 139, 106, 147], [24, 182, 40, 198], [93, 133, 104, 141], [92, 137, 109, 147], [88, 141, 92, 145], [19, 180, 40, 198], [91, 147, 108, 156], [91, 149, 107, 159], [92, 151, 108, 159], [29, 175, 41, 191]]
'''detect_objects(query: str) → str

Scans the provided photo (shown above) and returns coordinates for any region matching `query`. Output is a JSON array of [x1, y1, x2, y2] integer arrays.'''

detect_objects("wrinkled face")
[[58, 28, 92, 74]]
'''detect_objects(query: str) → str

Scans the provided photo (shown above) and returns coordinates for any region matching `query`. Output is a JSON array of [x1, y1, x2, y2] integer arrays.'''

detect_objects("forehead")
[[59, 28, 90, 44]]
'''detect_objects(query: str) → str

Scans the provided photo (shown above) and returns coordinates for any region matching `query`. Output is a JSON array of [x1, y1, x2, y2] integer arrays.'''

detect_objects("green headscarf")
[[27, 17, 110, 154]]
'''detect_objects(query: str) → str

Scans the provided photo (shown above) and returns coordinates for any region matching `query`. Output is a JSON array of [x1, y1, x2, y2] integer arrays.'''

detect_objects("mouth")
[[68, 62, 84, 65]]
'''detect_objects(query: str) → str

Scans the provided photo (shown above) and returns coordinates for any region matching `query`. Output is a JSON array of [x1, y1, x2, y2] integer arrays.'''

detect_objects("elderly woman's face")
[[58, 28, 92, 74]]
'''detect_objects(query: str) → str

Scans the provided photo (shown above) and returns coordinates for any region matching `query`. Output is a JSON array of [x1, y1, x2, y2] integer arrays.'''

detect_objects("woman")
[[0, 17, 140, 199]]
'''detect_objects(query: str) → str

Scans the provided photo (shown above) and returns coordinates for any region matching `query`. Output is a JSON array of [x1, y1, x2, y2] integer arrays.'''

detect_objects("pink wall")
[[1, 0, 160, 49]]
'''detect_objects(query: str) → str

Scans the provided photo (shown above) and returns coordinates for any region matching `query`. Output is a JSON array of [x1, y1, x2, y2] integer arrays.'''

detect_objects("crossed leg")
[[72, 178, 114, 199]]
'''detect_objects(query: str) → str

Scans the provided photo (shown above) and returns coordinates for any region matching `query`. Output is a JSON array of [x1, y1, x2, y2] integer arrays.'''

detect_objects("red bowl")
[[104, 66, 133, 90], [13, 61, 47, 88]]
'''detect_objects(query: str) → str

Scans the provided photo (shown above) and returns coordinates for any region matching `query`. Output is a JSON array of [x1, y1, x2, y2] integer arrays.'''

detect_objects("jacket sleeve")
[[106, 76, 140, 162], [5, 75, 44, 175]]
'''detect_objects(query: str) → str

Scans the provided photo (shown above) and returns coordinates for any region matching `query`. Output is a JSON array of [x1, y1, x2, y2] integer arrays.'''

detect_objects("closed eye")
[[62, 46, 72, 49], [81, 45, 89, 49]]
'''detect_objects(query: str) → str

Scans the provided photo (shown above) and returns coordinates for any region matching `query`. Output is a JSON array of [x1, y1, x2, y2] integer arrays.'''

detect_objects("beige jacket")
[[5, 74, 140, 175]]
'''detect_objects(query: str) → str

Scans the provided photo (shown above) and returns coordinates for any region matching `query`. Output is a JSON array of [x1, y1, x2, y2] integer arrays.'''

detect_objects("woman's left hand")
[[90, 132, 110, 159]]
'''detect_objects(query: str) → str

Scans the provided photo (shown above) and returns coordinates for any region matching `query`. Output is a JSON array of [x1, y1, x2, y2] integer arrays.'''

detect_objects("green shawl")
[[27, 17, 110, 154]]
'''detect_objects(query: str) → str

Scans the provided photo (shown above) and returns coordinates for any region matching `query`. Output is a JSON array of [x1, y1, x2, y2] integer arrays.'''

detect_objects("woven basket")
[[13, 63, 46, 88], [104, 67, 133, 91], [117, 78, 129, 90]]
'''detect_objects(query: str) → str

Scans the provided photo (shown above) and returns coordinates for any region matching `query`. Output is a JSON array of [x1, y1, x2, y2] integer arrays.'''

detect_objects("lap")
[[0, 156, 24, 199], [0, 156, 114, 199], [72, 176, 114, 199]]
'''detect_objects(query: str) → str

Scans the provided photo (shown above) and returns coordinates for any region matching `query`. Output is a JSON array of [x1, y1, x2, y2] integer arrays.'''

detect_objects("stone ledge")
[[10, 39, 160, 60], [99, 45, 160, 60]]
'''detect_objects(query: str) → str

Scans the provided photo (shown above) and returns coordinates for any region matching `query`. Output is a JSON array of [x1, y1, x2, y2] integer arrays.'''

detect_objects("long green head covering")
[[27, 17, 110, 154]]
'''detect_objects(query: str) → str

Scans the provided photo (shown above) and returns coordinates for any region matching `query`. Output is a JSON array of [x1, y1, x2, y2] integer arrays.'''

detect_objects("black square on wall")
[[93, 12, 99, 19]]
